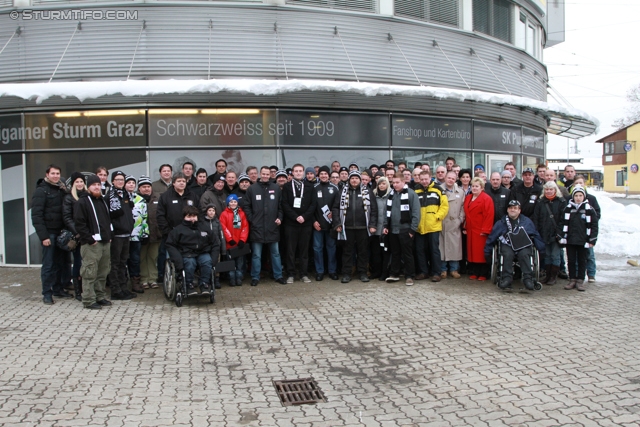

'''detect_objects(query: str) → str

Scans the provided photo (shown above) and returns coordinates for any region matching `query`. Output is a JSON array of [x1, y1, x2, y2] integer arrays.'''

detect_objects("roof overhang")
[[0, 79, 599, 138]]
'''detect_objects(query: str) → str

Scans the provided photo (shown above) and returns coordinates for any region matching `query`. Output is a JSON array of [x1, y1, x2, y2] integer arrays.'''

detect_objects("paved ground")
[[1, 255, 640, 426]]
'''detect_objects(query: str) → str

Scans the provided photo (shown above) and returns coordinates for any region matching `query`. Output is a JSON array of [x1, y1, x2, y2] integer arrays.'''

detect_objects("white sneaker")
[[385, 276, 400, 283], [301, 276, 312, 283], [286, 276, 294, 284], [588, 276, 596, 283], [405, 278, 414, 286]]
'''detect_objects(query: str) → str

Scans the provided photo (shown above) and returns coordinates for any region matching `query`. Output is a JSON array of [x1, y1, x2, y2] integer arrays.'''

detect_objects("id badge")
[[293, 197, 302, 208], [93, 234, 102, 242]]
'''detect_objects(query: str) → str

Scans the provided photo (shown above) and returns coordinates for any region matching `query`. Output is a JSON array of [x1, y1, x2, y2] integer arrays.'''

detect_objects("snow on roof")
[[0, 78, 599, 133]]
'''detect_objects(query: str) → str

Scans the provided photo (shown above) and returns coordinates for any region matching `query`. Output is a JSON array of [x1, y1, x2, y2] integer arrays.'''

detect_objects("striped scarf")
[[386, 185, 411, 225], [337, 184, 371, 240], [232, 207, 241, 229], [559, 200, 594, 248]]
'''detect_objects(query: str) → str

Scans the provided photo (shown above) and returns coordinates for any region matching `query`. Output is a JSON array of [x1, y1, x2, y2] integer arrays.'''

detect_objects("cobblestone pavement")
[[1, 254, 640, 426]]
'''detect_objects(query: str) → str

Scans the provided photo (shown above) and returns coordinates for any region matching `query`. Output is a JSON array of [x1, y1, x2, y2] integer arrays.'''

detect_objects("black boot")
[[73, 277, 82, 302]]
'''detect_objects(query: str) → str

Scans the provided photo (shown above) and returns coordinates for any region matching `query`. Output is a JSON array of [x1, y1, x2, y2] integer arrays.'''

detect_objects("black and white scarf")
[[386, 185, 411, 224], [559, 200, 594, 248], [337, 184, 371, 240], [232, 207, 241, 229]]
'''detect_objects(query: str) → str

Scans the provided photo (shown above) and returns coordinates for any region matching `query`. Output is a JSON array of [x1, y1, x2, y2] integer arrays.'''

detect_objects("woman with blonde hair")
[[533, 180, 567, 285], [369, 176, 392, 280], [63, 172, 88, 301], [463, 177, 494, 281]]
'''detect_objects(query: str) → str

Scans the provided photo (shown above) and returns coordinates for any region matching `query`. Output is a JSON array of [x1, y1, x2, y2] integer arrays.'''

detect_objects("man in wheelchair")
[[166, 206, 220, 295], [484, 200, 545, 291]]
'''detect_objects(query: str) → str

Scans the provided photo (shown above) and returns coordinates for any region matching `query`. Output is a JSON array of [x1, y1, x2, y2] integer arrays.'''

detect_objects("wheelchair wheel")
[[209, 290, 215, 304], [175, 292, 183, 307], [534, 282, 542, 291], [532, 247, 540, 283], [163, 260, 176, 301], [491, 246, 500, 284]]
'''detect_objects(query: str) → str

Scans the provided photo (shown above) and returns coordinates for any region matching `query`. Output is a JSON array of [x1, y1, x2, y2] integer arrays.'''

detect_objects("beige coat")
[[439, 184, 465, 261]]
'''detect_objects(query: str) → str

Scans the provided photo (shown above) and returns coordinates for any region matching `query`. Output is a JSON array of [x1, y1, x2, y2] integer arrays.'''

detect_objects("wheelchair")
[[163, 259, 215, 307], [490, 241, 542, 292]]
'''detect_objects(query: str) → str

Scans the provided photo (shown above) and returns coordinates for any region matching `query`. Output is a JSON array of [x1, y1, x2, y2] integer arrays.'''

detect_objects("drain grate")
[[272, 377, 327, 406]]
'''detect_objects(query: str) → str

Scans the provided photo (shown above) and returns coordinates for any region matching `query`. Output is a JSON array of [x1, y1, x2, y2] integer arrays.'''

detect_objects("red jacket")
[[463, 192, 494, 263], [219, 207, 249, 248]]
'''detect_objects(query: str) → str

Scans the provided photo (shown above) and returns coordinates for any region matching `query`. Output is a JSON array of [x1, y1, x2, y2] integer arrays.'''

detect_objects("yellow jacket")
[[414, 182, 449, 234]]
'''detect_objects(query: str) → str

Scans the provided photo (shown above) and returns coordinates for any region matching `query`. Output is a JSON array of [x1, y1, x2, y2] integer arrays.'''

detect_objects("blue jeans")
[[183, 253, 213, 285], [41, 233, 64, 297], [313, 229, 337, 274], [544, 241, 562, 267], [251, 242, 283, 281], [441, 260, 460, 273], [127, 240, 142, 278], [415, 232, 441, 276], [587, 246, 596, 277], [228, 255, 246, 284]]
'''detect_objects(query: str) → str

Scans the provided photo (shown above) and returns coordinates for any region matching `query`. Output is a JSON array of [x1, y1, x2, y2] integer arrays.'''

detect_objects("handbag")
[[56, 229, 77, 251], [507, 227, 532, 252]]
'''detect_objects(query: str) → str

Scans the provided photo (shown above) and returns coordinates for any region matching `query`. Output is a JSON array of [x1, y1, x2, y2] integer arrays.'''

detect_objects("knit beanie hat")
[[305, 167, 316, 176], [138, 175, 152, 187], [571, 186, 586, 198], [111, 170, 126, 181], [86, 174, 101, 187], [125, 175, 136, 184], [474, 164, 485, 172], [276, 170, 288, 179], [348, 170, 361, 179], [238, 173, 250, 182], [318, 165, 330, 175], [226, 194, 239, 205], [70, 171, 85, 185]]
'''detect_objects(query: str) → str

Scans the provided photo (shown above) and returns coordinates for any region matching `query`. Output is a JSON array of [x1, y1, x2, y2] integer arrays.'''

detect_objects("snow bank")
[[0, 78, 599, 130], [591, 192, 640, 257]]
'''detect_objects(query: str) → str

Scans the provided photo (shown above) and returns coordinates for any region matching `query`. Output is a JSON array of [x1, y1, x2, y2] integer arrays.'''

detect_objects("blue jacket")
[[484, 214, 545, 260]]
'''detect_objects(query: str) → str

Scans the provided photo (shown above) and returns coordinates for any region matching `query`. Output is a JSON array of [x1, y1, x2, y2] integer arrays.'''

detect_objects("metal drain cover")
[[273, 377, 327, 406]]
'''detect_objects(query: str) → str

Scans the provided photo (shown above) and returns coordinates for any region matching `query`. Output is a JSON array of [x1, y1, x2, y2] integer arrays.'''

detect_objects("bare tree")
[[614, 83, 640, 129]]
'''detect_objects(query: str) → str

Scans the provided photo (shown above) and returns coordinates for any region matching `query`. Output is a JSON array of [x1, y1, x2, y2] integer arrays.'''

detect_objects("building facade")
[[0, 0, 596, 265], [597, 121, 640, 194]]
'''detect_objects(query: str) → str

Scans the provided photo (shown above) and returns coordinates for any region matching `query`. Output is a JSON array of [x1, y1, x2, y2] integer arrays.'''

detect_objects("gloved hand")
[[484, 253, 492, 265], [237, 240, 245, 249], [228, 240, 237, 247]]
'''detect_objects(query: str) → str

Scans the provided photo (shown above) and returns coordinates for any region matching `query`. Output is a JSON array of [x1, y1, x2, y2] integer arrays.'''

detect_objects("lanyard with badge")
[[292, 181, 304, 209]]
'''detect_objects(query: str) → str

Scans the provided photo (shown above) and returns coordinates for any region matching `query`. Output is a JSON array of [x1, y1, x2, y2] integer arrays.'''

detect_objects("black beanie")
[[318, 165, 331, 175], [69, 171, 85, 185], [86, 174, 101, 187]]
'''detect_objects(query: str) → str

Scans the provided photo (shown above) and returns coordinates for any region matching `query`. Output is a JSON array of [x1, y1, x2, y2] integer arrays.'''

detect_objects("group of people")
[[31, 157, 599, 309]]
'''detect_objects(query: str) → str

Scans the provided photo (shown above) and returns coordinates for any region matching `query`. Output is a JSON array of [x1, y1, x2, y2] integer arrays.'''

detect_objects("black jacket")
[[109, 187, 135, 236], [244, 179, 283, 243], [31, 178, 67, 241], [63, 191, 86, 235], [332, 185, 378, 230], [485, 185, 510, 224], [73, 193, 113, 245], [202, 215, 226, 256], [166, 220, 221, 270], [139, 191, 162, 244], [559, 200, 599, 246], [157, 187, 200, 236], [532, 195, 567, 245], [190, 183, 209, 200], [509, 182, 542, 218], [281, 180, 317, 228], [313, 181, 340, 230]]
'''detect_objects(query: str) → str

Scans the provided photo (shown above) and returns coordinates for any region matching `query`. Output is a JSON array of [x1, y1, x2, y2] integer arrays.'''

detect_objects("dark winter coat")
[[485, 184, 510, 224], [139, 190, 162, 244], [166, 220, 221, 270], [282, 180, 317, 228], [532, 195, 567, 245], [484, 214, 545, 261], [157, 187, 200, 236], [63, 191, 86, 235], [190, 182, 209, 200], [199, 186, 226, 219], [202, 214, 226, 256], [108, 187, 135, 236], [509, 182, 542, 218], [31, 178, 67, 241], [313, 181, 340, 230], [244, 179, 283, 243], [73, 192, 113, 245], [332, 185, 379, 230], [559, 200, 599, 247]]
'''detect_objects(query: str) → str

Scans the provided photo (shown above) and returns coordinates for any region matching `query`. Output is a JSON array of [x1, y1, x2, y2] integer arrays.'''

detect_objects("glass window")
[[395, 0, 459, 27], [149, 148, 278, 180], [281, 149, 389, 170], [616, 170, 625, 186], [526, 24, 536, 56], [393, 150, 471, 171], [473, 0, 513, 43]]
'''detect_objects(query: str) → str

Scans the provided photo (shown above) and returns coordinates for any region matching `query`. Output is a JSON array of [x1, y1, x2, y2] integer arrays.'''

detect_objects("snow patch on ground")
[[591, 192, 640, 257]]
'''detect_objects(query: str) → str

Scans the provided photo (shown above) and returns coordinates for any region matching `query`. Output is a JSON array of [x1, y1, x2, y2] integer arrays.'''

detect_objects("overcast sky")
[[544, 1, 640, 161]]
